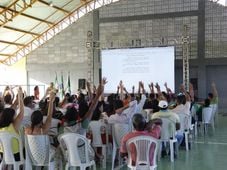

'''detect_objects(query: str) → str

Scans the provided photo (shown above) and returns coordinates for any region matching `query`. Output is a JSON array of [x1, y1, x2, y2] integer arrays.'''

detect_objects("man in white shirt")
[[171, 93, 191, 115], [135, 94, 146, 113], [108, 99, 137, 124]]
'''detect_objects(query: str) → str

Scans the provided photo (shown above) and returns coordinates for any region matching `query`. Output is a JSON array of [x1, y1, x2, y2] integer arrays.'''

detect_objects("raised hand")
[[97, 78, 107, 96], [140, 81, 144, 89], [155, 83, 160, 90], [164, 82, 167, 88], [86, 81, 91, 88], [148, 84, 151, 88], [119, 80, 123, 86], [132, 86, 135, 90], [18, 86, 23, 95], [102, 77, 108, 85], [49, 91, 56, 103]]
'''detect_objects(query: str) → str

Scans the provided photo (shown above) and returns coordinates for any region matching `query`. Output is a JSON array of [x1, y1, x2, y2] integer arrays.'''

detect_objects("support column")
[[197, 0, 206, 99], [92, 10, 100, 86]]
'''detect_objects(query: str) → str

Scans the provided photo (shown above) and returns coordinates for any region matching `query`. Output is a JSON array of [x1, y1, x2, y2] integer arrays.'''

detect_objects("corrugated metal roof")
[[0, 0, 82, 64], [0, 0, 120, 65]]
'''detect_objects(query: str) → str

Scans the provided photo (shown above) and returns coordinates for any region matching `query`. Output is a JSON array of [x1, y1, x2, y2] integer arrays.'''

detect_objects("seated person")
[[120, 114, 161, 166], [25, 92, 55, 136], [60, 78, 107, 162], [0, 87, 24, 162], [107, 96, 137, 124], [62, 78, 107, 136], [151, 100, 182, 157]]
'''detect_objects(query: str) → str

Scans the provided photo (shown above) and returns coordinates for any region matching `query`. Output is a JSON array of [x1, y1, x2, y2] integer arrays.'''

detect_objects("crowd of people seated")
[[0, 78, 218, 169]]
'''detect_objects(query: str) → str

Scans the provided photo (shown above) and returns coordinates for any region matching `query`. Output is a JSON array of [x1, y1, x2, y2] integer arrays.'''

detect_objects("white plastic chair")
[[111, 123, 130, 170], [158, 118, 177, 162], [202, 107, 215, 134], [210, 104, 218, 125], [25, 134, 55, 170], [178, 113, 190, 151], [191, 104, 199, 137], [88, 120, 107, 168], [126, 136, 158, 170], [0, 132, 24, 170], [58, 133, 96, 170]]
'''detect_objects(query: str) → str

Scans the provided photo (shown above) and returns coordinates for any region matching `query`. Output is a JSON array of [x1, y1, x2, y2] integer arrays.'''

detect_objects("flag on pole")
[[66, 71, 71, 94], [54, 72, 59, 90], [60, 72, 64, 99]]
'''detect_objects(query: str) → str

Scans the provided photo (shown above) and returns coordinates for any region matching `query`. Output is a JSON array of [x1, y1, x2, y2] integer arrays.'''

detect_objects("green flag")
[[66, 72, 71, 94], [60, 72, 64, 99]]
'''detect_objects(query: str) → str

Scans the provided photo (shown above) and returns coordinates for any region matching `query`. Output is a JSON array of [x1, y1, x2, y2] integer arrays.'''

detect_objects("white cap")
[[158, 100, 168, 108]]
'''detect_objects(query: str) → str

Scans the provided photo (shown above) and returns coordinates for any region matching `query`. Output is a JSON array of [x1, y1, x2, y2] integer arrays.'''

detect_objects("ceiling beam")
[[0, 5, 54, 25], [0, 40, 25, 46], [2, 0, 103, 66], [0, 53, 11, 57], [0, 0, 39, 26], [38, 0, 70, 14], [3, 25, 40, 36]]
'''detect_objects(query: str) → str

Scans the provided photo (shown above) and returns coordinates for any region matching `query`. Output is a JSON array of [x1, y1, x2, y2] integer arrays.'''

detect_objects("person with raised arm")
[[34, 85, 40, 101], [148, 82, 155, 97], [164, 82, 173, 97], [25, 91, 55, 135], [135, 81, 147, 113], [3, 86, 15, 108], [123, 86, 130, 106], [86, 81, 93, 101], [163, 82, 176, 106], [119, 80, 124, 101], [155, 83, 166, 101], [171, 84, 191, 116], [0, 87, 24, 162], [143, 82, 159, 113], [208, 82, 218, 105], [132, 85, 135, 95], [63, 78, 107, 135], [189, 83, 195, 102], [107, 93, 137, 124], [3, 85, 14, 101]]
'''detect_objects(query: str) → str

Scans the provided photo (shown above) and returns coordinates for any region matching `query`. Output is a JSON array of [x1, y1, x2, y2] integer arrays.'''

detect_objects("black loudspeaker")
[[78, 79, 86, 89]]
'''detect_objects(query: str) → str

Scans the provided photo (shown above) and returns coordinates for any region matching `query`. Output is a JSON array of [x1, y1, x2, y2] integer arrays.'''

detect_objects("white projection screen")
[[101, 47, 175, 93]]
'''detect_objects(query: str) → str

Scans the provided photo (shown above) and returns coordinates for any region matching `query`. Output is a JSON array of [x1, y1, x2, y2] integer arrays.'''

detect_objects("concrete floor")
[[97, 114, 227, 170]]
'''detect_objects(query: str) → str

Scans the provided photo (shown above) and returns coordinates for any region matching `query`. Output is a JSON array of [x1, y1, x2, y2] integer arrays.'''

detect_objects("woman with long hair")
[[25, 92, 55, 135], [0, 87, 24, 161]]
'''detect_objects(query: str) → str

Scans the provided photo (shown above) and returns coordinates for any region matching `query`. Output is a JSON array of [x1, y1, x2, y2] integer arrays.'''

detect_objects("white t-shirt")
[[171, 101, 191, 115], [108, 100, 137, 124]]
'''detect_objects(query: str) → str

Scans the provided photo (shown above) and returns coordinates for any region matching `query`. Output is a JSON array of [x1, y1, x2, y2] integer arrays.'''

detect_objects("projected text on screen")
[[101, 47, 175, 93]]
